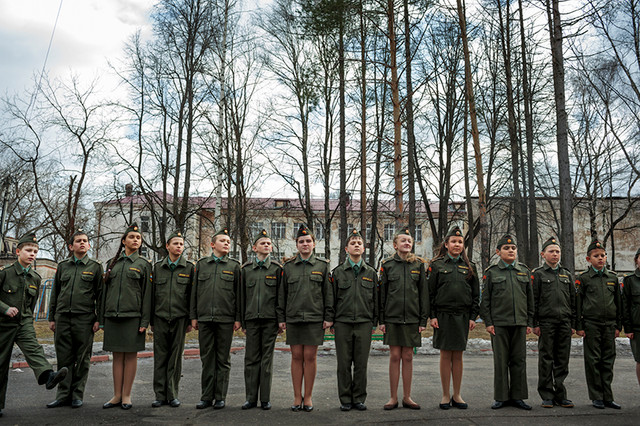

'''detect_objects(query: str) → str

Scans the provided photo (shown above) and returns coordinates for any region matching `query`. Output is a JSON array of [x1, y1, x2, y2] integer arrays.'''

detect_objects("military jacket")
[[151, 255, 193, 325], [623, 269, 640, 333], [277, 254, 333, 324], [378, 254, 429, 327], [331, 259, 378, 325], [531, 263, 575, 328], [0, 262, 41, 322], [190, 254, 241, 323], [240, 256, 282, 325], [576, 267, 621, 330], [480, 260, 534, 327], [49, 255, 103, 318], [101, 251, 152, 328], [427, 256, 480, 319]]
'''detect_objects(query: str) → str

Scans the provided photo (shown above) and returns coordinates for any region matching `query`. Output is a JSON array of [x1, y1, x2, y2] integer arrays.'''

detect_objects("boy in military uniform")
[[622, 247, 640, 388], [0, 234, 68, 418], [575, 239, 622, 409], [191, 228, 241, 410], [240, 229, 281, 410], [332, 229, 377, 411], [47, 229, 103, 409], [480, 234, 534, 410], [151, 231, 193, 408], [531, 237, 575, 408]]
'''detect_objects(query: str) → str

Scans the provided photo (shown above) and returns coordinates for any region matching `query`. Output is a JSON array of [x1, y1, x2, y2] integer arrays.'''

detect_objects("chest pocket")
[[155, 278, 168, 286], [219, 272, 234, 288], [492, 276, 506, 294], [126, 269, 141, 280], [176, 276, 190, 285], [2, 281, 20, 295], [81, 273, 94, 282], [309, 274, 323, 284], [60, 273, 73, 283], [265, 277, 277, 287], [27, 285, 38, 297], [606, 282, 617, 293], [361, 277, 374, 289], [338, 279, 351, 289]]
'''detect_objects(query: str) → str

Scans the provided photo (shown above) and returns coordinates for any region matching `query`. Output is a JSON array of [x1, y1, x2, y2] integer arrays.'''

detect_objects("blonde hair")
[[393, 234, 425, 264]]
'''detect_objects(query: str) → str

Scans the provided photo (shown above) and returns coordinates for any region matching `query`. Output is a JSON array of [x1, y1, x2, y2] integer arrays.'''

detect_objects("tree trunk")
[[387, 0, 403, 224], [339, 13, 348, 264], [360, 0, 367, 240], [403, 0, 416, 236]]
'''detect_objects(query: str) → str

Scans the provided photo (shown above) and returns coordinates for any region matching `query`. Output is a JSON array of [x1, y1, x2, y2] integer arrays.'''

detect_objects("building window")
[[293, 222, 303, 238], [347, 223, 355, 236], [271, 222, 286, 239], [140, 216, 150, 233], [249, 222, 264, 240], [383, 223, 396, 241], [365, 223, 372, 240], [415, 224, 422, 242], [315, 222, 324, 240], [274, 199, 290, 208], [140, 246, 148, 258]]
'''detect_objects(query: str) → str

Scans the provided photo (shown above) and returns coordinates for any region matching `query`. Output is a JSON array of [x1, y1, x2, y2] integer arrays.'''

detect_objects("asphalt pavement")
[[3, 349, 640, 425]]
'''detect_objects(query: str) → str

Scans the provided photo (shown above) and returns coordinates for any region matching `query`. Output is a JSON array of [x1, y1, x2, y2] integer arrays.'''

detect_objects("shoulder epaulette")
[[32, 269, 42, 279], [315, 257, 329, 263], [271, 260, 283, 268], [608, 269, 618, 276], [0, 265, 5, 271], [381, 257, 394, 265], [531, 266, 542, 273], [228, 257, 241, 265], [283, 257, 296, 265], [484, 263, 498, 273], [241, 260, 252, 268]]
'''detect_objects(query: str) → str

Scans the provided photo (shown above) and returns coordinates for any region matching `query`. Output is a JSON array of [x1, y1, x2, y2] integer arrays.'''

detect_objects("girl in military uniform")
[[378, 227, 428, 410], [622, 247, 640, 388], [427, 226, 479, 410], [100, 223, 152, 410], [277, 225, 333, 412]]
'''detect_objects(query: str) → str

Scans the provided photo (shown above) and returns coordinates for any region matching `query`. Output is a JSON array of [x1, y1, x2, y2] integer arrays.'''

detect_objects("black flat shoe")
[[196, 400, 212, 409], [121, 403, 132, 410], [491, 400, 505, 409], [169, 399, 181, 407], [71, 400, 83, 409], [353, 402, 366, 411], [511, 399, 531, 410], [555, 399, 574, 408], [439, 402, 451, 410], [604, 401, 621, 409], [592, 400, 605, 409], [383, 402, 398, 410], [46, 399, 70, 408], [213, 400, 225, 409], [451, 398, 468, 409], [103, 401, 121, 409], [291, 404, 302, 412], [151, 400, 167, 408], [340, 403, 352, 411], [402, 400, 420, 409], [541, 399, 554, 408], [242, 401, 257, 410], [303, 404, 313, 412], [261, 401, 271, 410], [45, 367, 68, 390]]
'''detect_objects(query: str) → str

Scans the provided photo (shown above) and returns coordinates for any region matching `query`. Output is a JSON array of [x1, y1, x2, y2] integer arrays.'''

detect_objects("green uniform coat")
[[332, 259, 377, 404], [378, 254, 429, 327], [622, 269, 640, 362], [49, 255, 103, 402], [151, 255, 193, 401], [191, 254, 240, 402], [0, 262, 53, 410], [480, 260, 534, 401], [531, 263, 575, 401], [576, 267, 621, 401], [240, 256, 282, 403]]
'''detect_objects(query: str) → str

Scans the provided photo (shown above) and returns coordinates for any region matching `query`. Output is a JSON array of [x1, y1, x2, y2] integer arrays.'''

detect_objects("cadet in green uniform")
[[0, 234, 68, 418], [47, 229, 102, 409], [151, 231, 193, 408], [277, 225, 333, 412], [480, 234, 534, 410], [332, 229, 377, 412], [101, 223, 152, 410], [531, 237, 575, 408], [191, 228, 241, 410], [427, 226, 479, 410], [379, 227, 428, 411], [575, 239, 622, 409], [240, 229, 281, 410], [622, 247, 640, 388]]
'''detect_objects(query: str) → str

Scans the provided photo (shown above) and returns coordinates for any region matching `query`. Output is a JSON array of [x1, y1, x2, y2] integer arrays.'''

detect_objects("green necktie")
[[353, 265, 360, 276], [169, 263, 176, 271]]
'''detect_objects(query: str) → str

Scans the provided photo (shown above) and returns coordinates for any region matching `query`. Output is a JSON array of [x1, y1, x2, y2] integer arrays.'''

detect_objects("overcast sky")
[[0, 0, 155, 96]]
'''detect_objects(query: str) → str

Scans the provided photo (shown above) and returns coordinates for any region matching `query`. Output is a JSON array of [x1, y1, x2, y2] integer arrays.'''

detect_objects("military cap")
[[587, 239, 605, 254], [347, 228, 363, 241], [125, 223, 141, 235], [253, 229, 270, 245], [296, 224, 311, 239], [167, 230, 184, 243], [541, 236, 560, 251], [445, 226, 463, 239], [213, 228, 229, 238], [635, 247, 640, 260], [496, 234, 516, 249], [17, 233, 38, 247], [395, 226, 412, 238]]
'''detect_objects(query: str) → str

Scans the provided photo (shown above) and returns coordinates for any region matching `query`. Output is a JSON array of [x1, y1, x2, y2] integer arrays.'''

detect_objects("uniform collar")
[[446, 254, 461, 263], [543, 262, 560, 271], [296, 253, 315, 265], [589, 266, 606, 277], [209, 253, 228, 263], [121, 251, 140, 262], [346, 258, 363, 270], [635, 268, 640, 278], [498, 259, 516, 269], [73, 254, 89, 265], [165, 255, 185, 268], [16, 262, 32, 276], [254, 255, 271, 269]]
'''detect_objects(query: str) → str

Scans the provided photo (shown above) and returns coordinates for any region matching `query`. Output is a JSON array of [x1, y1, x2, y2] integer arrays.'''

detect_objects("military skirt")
[[631, 334, 640, 363], [103, 317, 146, 352], [286, 322, 325, 346], [383, 323, 422, 347], [433, 312, 470, 351]]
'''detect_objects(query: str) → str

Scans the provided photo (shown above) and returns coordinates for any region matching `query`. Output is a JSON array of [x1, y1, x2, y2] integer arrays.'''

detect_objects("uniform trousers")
[[198, 321, 233, 402], [54, 312, 95, 401], [334, 321, 373, 404], [243, 319, 279, 403], [153, 316, 188, 401], [491, 325, 528, 401]]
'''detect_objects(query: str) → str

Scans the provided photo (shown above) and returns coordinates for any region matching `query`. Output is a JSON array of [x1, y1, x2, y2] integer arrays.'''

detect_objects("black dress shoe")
[[213, 400, 225, 409], [169, 399, 181, 407], [196, 400, 212, 409], [340, 403, 352, 411], [103, 401, 121, 409], [512, 399, 532, 410], [439, 402, 451, 410], [604, 401, 621, 409], [402, 400, 420, 409], [353, 402, 366, 411], [0, 408, 3, 417], [46, 399, 70, 408], [151, 400, 167, 408], [451, 398, 468, 409], [491, 400, 505, 409], [291, 404, 302, 412], [121, 403, 132, 410], [71, 400, 83, 409], [555, 399, 574, 408], [303, 404, 313, 412], [541, 399, 554, 408], [261, 401, 271, 410], [592, 400, 605, 409], [242, 401, 257, 410], [45, 367, 68, 390]]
